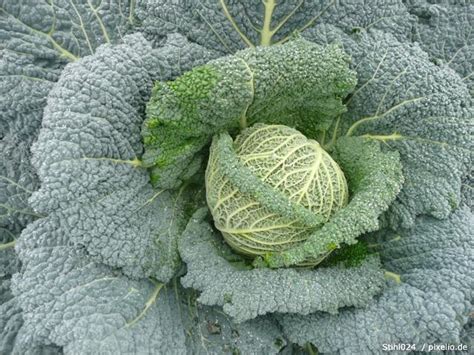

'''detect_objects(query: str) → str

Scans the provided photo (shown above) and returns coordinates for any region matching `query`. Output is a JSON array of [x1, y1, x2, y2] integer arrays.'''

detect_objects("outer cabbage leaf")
[[460, 319, 473, 354], [0, 241, 19, 354], [176, 284, 286, 355], [135, 0, 415, 52], [0, 278, 62, 355], [279, 207, 473, 354], [179, 209, 385, 323], [304, 27, 472, 228], [461, 173, 473, 212], [12, 217, 284, 354], [1, 4, 138, 349], [28, 33, 217, 282], [0, 279, 22, 353], [142, 38, 356, 189], [406, 0, 474, 93], [13, 218, 186, 353], [0, 0, 136, 261]]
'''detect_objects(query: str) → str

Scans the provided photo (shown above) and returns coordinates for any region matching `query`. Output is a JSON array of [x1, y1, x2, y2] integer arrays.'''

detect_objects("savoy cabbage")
[[1, 0, 472, 354]]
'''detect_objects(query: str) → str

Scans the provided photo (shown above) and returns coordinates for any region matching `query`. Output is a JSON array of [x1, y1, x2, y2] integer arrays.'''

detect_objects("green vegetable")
[[206, 123, 348, 261], [1, 1, 472, 354]]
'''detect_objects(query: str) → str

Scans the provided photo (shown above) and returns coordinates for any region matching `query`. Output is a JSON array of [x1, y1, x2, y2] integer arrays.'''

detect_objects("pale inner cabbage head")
[[206, 123, 348, 257]]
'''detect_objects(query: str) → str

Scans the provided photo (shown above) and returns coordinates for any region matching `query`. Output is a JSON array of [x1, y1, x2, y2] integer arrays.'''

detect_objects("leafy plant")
[[1, 1, 472, 354]]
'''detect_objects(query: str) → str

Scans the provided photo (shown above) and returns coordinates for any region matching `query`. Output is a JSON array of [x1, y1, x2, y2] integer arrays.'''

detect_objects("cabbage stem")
[[346, 96, 425, 136], [81, 157, 143, 167], [0, 240, 16, 251], [261, 0, 277, 46], [361, 133, 403, 142], [126, 280, 164, 327], [240, 114, 248, 129]]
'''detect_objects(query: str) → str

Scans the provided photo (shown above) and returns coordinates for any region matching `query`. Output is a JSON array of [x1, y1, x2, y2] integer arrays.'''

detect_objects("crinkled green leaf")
[[406, 0, 474, 93], [175, 282, 286, 355], [179, 209, 385, 323], [1, 7, 141, 340], [304, 27, 472, 228], [142, 38, 356, 188], [29, 33, 217, 282], [0, 277, 63, 355], [136, 0, 415, 52], [460, 319, 474, 354], [0, 279, 23, 354], [279, 207, 473, 354], [0, 0, 136, 252], [13, 216, 284, 354], [13, 216, 188, 353]]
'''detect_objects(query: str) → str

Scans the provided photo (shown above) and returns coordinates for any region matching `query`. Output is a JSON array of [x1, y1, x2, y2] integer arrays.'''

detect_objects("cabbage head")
[[206, 123, 348, 261]]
